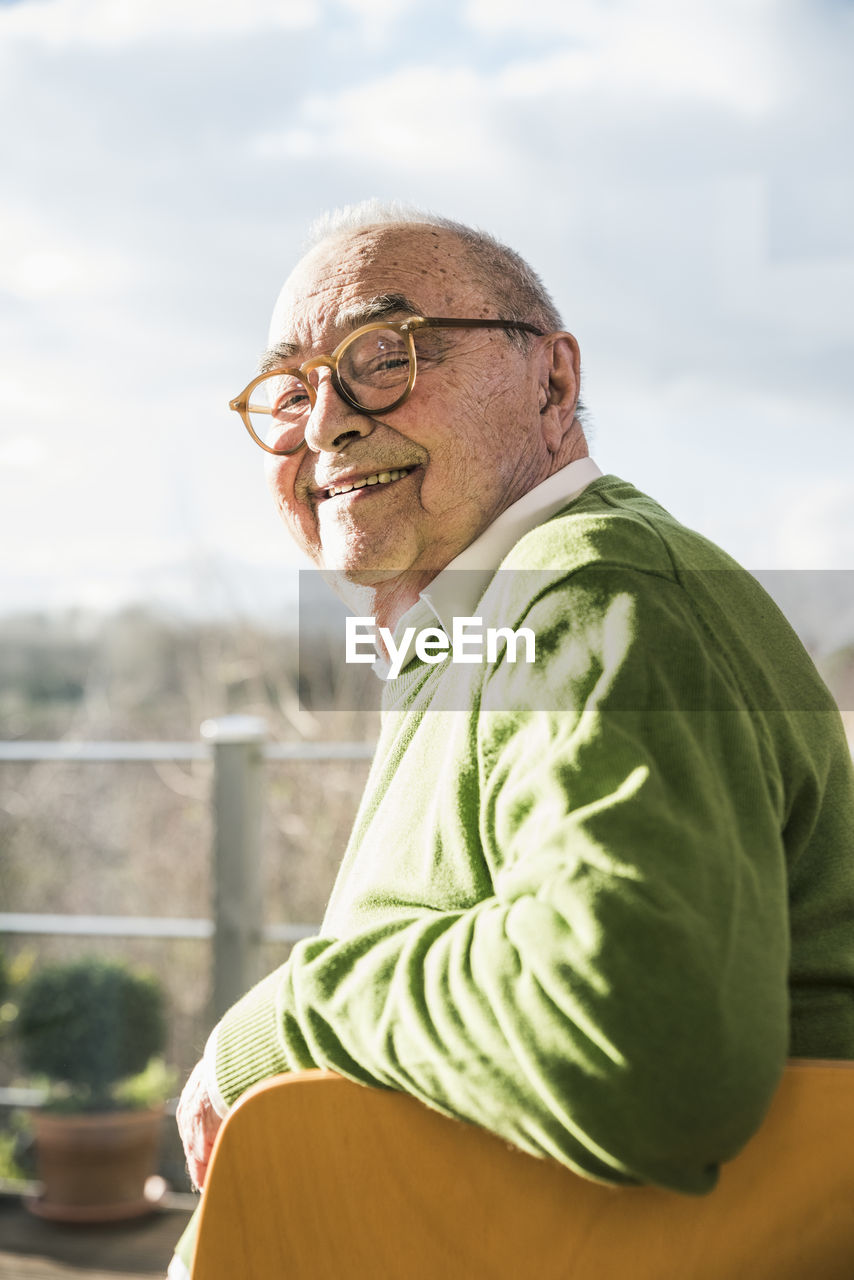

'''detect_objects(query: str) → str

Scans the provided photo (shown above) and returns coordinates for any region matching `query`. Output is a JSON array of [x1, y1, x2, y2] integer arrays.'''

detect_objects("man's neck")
[[367, 570, 438, 637], [322, 567, 438, 641]]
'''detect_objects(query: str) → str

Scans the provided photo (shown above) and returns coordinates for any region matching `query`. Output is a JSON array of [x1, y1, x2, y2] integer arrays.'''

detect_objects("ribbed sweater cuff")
[[213, 969, 290, 1107], [202, 1027, 229, 1118]]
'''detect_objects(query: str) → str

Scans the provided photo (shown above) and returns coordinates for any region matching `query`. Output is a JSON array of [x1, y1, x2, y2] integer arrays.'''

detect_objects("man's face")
[[263, 225, 555, 584]]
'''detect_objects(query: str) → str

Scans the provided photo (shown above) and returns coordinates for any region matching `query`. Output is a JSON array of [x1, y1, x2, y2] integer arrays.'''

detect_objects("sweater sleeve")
[[212, 567, 791, 1193]]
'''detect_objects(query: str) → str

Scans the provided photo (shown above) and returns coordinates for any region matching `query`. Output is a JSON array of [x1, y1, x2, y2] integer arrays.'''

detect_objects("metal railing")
[[0, 717, 376, 1020], [7, 718, 849, 1025]]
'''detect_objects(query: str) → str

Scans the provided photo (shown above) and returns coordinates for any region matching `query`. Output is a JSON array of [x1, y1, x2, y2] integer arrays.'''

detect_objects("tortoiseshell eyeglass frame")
[[228, 315, 544, 456]]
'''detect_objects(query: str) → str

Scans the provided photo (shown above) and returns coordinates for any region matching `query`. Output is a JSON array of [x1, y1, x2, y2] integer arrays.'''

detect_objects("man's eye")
[[342, 330, 410, 385], [369, 353, 409, 375], [345, 350, 410, 387], [273, 387, 309, 417]]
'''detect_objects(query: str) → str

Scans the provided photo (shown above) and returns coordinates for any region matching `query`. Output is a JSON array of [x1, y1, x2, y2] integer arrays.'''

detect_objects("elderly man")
[[170, 204, 854, 1276]]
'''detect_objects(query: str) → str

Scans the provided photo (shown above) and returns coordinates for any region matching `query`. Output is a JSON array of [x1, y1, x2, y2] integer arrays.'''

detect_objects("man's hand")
[[176, 1058, 224, 1192]]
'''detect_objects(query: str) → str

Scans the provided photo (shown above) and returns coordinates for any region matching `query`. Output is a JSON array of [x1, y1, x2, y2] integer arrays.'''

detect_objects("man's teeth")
[[327, 467, 412, 497]]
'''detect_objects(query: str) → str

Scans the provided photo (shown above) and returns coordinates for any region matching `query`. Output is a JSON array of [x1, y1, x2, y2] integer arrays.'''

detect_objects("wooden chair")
[[190, 1060, 854, 1279]]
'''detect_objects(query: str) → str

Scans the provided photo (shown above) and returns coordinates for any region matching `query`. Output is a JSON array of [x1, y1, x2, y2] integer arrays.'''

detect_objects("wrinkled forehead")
[[266, 225, 486, 357]]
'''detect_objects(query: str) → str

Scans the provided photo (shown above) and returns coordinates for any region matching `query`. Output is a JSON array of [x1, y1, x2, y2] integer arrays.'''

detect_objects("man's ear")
[[538, 332, 580, 453]]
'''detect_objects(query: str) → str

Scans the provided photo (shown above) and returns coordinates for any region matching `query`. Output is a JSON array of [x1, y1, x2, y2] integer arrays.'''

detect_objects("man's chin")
[[320, 564, 420, 600], [317, 540, 413, 587]]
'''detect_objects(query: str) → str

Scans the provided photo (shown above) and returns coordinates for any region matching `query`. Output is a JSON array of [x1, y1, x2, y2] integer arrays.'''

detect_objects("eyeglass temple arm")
[[406, 317, 544, 337]]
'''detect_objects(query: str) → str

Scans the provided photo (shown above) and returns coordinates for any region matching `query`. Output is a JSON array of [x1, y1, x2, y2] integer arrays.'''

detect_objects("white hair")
[[304, 199, 564, 339]]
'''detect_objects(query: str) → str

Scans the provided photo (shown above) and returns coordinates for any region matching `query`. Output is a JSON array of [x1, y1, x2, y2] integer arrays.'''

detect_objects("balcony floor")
[[0, 1188, 194, 1279]]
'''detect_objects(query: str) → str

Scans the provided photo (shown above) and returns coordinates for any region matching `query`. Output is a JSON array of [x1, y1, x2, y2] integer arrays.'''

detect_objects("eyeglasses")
[[229, 315, 544, 456]]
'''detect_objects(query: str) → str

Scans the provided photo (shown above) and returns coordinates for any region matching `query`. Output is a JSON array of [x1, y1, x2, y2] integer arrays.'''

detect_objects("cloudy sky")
[[1, 0, 852, 624]]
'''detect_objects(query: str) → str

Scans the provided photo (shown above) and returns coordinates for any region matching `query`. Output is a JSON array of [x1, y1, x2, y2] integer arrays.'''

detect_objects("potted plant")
[[16, 955, 171, 1222]]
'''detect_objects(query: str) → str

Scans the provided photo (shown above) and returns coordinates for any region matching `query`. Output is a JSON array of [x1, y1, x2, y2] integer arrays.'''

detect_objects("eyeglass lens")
[[247, 327, 412, 453]]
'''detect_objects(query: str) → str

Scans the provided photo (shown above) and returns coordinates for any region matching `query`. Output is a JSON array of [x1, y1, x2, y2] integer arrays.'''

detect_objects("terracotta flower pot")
[[27, 1105, 165, 1223]]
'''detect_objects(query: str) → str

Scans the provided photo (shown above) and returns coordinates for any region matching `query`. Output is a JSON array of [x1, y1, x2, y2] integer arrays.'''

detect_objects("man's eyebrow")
[[258, 340, 300, 375], [335, 293, 420, 328], [257, 293, 421, 375]]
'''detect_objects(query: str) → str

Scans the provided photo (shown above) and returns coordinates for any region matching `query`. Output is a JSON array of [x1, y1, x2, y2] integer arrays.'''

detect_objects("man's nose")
[[303, 369, 374, 454]]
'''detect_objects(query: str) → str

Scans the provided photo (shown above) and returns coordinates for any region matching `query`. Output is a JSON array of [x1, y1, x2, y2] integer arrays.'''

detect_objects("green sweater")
[[214, 475, 854, 1193]]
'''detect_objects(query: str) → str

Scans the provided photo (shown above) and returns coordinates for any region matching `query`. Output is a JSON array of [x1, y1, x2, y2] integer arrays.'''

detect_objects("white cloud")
[[334, 0, 420, 47], [467, 0, 782, 113], [0, 0, 320, 46], [0, 437, 47, 471], [465, 0, 781, 40], [774, 480, 854, 572], [0, 208, 133, 299], [249, 8, 785, 192], [252, 65, 507, 177], [336, 0, 417, 14]]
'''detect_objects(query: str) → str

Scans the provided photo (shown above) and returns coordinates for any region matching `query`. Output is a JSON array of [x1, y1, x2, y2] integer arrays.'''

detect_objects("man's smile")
[[320, 465, 419, 501]]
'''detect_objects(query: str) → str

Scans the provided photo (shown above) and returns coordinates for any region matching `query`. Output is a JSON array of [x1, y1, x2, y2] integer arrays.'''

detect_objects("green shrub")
[[17, 957, 167, 1111]]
